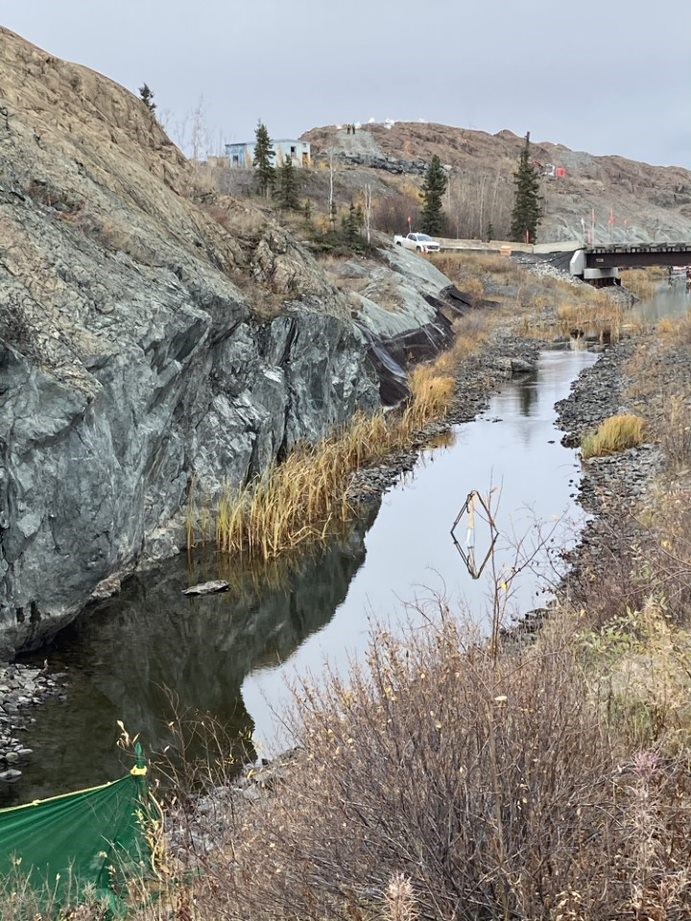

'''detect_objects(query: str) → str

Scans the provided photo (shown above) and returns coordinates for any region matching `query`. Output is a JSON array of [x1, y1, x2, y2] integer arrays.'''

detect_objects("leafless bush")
[[372, 192, 419, 235], [173, 613, 690, 921], [446, 170, 513, 241]]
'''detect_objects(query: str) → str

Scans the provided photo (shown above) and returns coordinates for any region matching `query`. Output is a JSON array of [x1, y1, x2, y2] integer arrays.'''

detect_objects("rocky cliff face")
[[0, 30, 454, 656]]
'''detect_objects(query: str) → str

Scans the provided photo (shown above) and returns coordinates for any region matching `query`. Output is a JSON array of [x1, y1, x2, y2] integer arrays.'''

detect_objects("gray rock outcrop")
[[0, 29, 458, 656]]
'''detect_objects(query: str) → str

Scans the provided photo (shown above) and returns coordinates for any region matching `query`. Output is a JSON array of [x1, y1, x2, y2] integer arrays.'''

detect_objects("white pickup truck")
[[393, 232, 441, 254]]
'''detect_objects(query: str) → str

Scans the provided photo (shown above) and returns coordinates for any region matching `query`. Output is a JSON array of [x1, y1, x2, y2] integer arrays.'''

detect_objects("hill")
[[302, 122, 691, 243]]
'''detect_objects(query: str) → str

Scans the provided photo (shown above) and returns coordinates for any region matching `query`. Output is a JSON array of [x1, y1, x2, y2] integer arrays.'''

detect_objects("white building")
[[225, 139, 311, 169]]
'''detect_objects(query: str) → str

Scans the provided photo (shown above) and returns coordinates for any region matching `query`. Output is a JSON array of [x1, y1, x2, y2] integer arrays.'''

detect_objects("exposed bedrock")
[[0, 27, 462, 655]]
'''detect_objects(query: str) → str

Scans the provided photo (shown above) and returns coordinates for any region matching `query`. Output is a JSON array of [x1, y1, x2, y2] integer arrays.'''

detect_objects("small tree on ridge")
[[419, 155, 448, 236], [139, 83, 156, 113]]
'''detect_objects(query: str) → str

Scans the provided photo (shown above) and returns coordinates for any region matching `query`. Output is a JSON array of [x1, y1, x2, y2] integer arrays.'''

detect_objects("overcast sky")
[[3, 0, 690, 167]]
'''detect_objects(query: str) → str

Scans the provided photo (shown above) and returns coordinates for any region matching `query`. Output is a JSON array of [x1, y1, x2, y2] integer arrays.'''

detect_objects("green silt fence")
[[0, 744, 151, 914]]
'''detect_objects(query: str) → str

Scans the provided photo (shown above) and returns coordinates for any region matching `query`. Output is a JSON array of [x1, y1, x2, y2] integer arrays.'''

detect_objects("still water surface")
[[632, 277, 691, 323], [6, 348, 599, 805]]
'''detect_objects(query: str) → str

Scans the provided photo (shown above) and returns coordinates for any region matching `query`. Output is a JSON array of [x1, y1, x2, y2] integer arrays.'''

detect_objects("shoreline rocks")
[[552, 335, 663, 606], [0, 662, 64, 781]]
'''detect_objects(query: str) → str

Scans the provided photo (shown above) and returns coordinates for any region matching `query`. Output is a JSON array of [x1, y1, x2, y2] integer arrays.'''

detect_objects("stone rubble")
[[0, 662, 64, 782]]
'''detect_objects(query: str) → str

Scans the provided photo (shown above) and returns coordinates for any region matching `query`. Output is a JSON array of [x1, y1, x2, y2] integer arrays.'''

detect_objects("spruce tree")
[[510, 133, 543, 243], [419, 155, 448, 236], [277, 155, 300, 210], [138, 83, 156, 113], [253, 121, 275, 198], [342, 202, 360, 244]]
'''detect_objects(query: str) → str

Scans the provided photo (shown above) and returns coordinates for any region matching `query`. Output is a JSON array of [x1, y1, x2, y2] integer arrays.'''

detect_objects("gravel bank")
[[553, 336, 664, 601], [0, 663, 65, 782]]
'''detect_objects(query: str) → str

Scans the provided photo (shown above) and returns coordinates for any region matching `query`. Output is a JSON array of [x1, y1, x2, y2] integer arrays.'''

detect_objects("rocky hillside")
[[0, 30, 457, 655], [303, 122, 691, 243]]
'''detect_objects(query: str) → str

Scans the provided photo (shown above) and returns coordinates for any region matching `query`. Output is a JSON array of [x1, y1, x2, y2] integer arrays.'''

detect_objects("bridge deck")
[[586, 243, 691, 269]]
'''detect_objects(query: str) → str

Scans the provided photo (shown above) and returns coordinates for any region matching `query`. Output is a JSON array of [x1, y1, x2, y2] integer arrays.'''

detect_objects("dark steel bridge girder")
[[585, 250, 691, 269]]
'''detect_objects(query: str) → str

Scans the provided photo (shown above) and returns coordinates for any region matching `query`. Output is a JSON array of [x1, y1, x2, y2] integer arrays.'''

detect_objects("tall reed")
[[187, 366, 456, 562]]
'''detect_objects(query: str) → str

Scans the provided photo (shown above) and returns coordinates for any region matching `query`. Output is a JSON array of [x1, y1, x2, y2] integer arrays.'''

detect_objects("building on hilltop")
[[225, 139, 311, 169]]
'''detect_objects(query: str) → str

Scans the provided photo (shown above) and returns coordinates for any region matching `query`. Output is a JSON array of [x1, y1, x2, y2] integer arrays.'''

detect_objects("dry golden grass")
[[432, 251, 521, 289], [659, 311, 691, 345], [403, 365, 455, 426], [433, 252, 634, 344], [434, 313, 494, 372], [581, 414, 647, 459], [187, 362, 456, 561], [620, 269, 656, 301], [555, 297, 630, 341]]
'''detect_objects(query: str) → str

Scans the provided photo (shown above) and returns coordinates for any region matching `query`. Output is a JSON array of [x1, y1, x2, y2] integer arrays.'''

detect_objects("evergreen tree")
[[138, 83, 156, 113], [277, 155, 300, 210], [510, 133, 543, 243], [342, 203, 360, 244], [486, 222, 495, 242], [419, 155, 448, 236], [253, 121, 275, 198]]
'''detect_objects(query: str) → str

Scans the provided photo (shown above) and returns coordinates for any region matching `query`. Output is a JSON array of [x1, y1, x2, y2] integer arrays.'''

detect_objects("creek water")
[[632, 276, 691, 323], [4, 347, 599, 806]]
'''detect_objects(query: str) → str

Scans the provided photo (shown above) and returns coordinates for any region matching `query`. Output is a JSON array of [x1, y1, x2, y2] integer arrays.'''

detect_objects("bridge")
[[571, 242, 691, 284], [436, 237, 691, 285]]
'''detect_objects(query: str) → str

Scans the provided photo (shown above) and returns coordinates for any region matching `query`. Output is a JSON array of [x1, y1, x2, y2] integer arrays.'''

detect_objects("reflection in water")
[[243, 349, 597, 753], [518, 371, 539, 417], [12, 349, 597, 804], [634, 280, 691, 323], [9, 508, 377, 806]]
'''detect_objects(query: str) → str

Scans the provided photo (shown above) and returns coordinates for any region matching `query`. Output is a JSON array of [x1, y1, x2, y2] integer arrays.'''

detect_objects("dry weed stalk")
[[384, 873, 418, 921], [620, 268, 657, 301]]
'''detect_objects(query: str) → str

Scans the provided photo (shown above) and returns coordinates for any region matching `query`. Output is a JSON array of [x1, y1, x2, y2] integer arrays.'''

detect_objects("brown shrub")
[[173, 615, 690, 921]]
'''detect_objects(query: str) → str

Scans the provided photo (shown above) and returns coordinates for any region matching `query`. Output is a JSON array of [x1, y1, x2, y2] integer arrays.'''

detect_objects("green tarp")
[[0, 753, 150, 912]]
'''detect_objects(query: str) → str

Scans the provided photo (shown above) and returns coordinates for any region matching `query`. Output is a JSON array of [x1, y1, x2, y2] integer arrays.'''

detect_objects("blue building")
[[225, 139, 311, 169]]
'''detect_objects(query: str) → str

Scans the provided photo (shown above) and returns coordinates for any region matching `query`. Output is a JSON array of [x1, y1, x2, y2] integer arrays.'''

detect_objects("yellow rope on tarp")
[[0, 775, 127, 815]]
